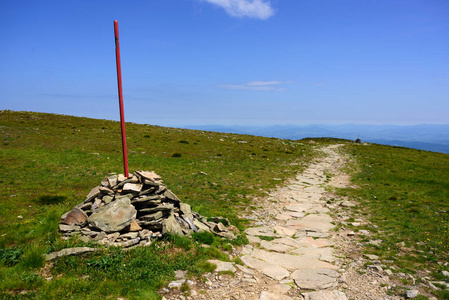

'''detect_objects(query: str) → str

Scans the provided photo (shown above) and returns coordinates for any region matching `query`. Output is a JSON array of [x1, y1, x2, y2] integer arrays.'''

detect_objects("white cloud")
[[217, 80, 290, 91], [201, 0, 275, 20]]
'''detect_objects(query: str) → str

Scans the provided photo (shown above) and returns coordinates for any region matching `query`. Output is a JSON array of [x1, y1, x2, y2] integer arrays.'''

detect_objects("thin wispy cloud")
[[201, 0, 274, 20], [217, 80, 291, 91]]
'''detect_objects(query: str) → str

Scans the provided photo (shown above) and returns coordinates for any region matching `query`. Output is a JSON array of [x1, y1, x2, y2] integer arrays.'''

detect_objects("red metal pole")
[[114, 20, 129, 177]]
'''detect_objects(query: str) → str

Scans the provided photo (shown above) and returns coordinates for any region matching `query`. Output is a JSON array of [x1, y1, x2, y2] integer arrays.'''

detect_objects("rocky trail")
[[162, 145, 409, 300]]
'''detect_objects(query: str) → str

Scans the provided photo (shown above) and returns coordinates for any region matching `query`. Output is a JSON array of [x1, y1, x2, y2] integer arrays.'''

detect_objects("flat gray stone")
[[272, 226, 296, 237], [406, 290, 419, 298], [168, 279, 185, 288], [208, 260, 236, 273], [275, 214, 292, 221], [162, 214, 183, 235], [284, 203, 319, 213], [139, 203, 174, 214], [292, 268, 339, 290], [164, 190, 180, 201], [87, 197, 137, 232], [84, 186, 100, 203], [59, 224, 80, 232], [286, 214, 334, 232], [247, 235, 262, 243], [259, 291, 293, 300], [250, 249, 337, 271], [292, 247, 335, 262], [123, 183, 143, 192], [340, 201, 356, 208], [271, 237, 303, 248], [193, 219, 210, 232], [135, 170, 161, 182], [46, 247, 98, 261], [141, 211, 164, 221], [260, 240, 293, 253], [179, 203, 192, 216], [302, 290, 348, 300], [245, 227, 278, 237], [241, 255, 289, 280], [283, 211, 305, 218]]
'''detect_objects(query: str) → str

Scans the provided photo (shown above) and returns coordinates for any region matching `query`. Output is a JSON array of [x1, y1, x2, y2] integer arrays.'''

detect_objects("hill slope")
[[1, 110, 448, 299]]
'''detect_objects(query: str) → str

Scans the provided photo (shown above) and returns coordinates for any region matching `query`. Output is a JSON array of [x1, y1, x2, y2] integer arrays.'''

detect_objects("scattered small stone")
[[168, 279, 185, 289], [208, 260, 236, 273], [367, 265, 383, 272], [364, 254, 379, 260], [385, 269, 393, 276], [405, 289, 419, 298], [174, 270, 187, 279]]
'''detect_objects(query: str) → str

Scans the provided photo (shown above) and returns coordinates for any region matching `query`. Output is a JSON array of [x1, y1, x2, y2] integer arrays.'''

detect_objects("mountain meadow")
[[0, 110, 448, 299]]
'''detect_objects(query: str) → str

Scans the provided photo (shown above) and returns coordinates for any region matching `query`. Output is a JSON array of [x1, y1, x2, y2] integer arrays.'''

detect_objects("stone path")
[[162, 145, 403, 299], [238, 144, 347, 299]]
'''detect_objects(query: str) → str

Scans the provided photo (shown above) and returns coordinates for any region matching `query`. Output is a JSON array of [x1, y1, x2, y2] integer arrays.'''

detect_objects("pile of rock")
[[59, 170, 237, 248]]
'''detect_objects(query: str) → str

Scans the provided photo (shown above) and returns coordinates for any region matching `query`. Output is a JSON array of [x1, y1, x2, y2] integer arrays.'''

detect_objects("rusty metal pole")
[[114, 20, 129, 177]]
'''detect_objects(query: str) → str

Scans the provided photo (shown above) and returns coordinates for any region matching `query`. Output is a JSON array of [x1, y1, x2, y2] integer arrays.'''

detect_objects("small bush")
[[179, 140, 189, 144], [164, 234, 193, 251], [190, 261, 216, 275], [0, 247, 23, 266], [191, 231, 215, 245], [86, 249, 125, 271], [21, 245, 45, 269], [171, 153, 182, 158]]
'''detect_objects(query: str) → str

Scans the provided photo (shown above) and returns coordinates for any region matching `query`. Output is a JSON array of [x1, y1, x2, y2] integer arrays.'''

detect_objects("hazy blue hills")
[[182, 124, 449, 154]]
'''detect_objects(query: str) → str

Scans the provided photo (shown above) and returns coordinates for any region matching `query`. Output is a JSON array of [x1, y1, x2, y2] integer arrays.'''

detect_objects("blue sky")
[[1, 0, 448, 126]]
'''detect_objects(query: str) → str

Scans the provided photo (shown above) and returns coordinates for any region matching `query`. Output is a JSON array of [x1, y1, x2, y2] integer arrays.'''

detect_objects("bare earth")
[[162, 145, 405, 300]]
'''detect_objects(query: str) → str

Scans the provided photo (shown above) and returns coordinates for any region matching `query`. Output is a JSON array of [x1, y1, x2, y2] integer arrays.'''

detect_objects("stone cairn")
[[59, 170, 237, 248]]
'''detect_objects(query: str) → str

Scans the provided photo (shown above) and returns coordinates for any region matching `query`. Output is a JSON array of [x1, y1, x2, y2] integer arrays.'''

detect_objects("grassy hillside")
[[0, 110, 315, 299], [1, 110, 448, 299], [339, 142, 449, 298]]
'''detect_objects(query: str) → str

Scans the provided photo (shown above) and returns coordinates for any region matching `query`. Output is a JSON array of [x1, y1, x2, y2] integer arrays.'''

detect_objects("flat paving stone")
[[245, 226, 279, 237], [286, 214, 334, 232], [302, 290, 348, 300], [272, 225, 296, 237], [303, 186, 326, 194], [282, 211, 305, 218], [290, 194, 322, 202], [260, 240, 294, 253], [292, 268, 340, 290], [241, 255, 289, 281], [250, 249, 337, 271], [292, 247, 335, 262], [296, 236, 334, 248], [259, 291, 293, 300], [284, 203, 320, 213], [271, 237, 304, 248], [275, 214, 292, 221]]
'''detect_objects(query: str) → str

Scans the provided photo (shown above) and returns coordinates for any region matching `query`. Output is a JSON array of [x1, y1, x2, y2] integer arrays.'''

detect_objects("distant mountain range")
[[181, 124, 449, 154]]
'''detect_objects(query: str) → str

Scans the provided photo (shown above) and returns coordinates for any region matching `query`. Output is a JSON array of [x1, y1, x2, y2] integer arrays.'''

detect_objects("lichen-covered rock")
[[162, 214, 183, 235], [87, 197, 137, 232]]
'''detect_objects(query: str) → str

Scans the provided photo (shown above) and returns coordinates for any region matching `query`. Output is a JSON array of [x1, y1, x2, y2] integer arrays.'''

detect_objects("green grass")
[[0, 110, 315, 298], [3, 110, 448, 298], [336, 142, 449, 287]]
